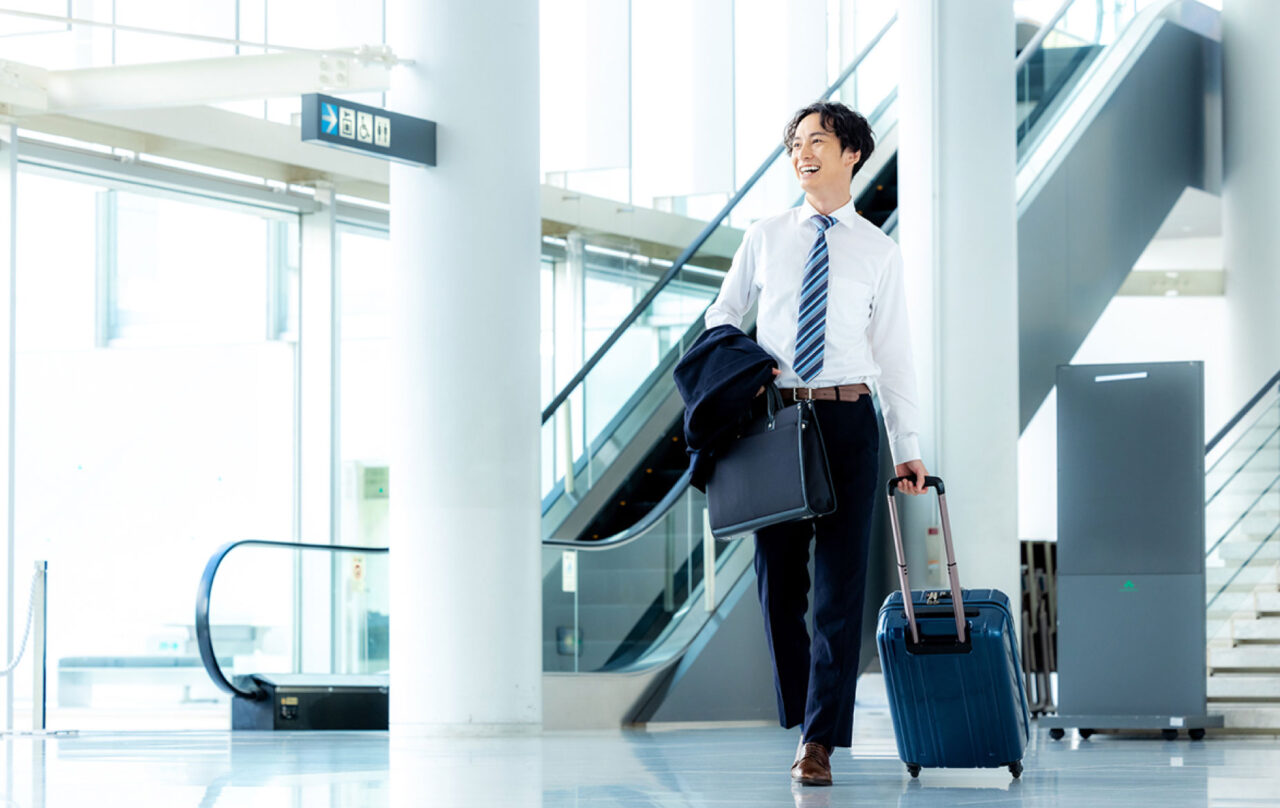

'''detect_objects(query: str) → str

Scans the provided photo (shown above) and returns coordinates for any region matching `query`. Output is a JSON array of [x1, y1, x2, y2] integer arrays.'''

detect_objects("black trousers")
[[753, 396, 879, 749]]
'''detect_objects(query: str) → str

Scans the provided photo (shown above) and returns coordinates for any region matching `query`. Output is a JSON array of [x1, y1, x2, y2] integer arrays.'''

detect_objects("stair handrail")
[[1206, 369, 1280, 454], [195, 539, 390, 699], [1207, 521, 1280, 611], [1205, 473, 1280, 559], [540, 12, 898, 425]]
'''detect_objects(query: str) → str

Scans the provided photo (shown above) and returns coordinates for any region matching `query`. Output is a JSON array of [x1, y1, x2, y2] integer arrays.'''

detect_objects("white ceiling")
[[1154, 186, 1222, 239]]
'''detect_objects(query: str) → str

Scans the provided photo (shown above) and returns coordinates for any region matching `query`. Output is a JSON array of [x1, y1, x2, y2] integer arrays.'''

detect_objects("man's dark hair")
[[783, 101, 874, 181]]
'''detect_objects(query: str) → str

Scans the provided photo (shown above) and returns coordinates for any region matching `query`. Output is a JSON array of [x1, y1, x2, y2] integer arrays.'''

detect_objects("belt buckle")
[[798, 387, 815, 401]]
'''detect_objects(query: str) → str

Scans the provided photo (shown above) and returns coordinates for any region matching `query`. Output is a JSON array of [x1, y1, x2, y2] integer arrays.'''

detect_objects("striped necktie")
[[795, 214, 837, 383]]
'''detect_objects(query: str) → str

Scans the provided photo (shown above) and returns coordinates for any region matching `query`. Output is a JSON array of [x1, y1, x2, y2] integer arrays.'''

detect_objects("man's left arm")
[[868, 246, 928, 496]]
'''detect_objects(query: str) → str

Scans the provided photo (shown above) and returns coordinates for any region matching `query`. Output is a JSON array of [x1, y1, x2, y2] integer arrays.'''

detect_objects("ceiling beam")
[[2, 50, 392, 115]]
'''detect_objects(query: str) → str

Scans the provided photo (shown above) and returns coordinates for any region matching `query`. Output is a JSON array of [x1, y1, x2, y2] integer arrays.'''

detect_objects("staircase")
[[1208, 569, 1280, 729], [1204, 377, 1280, 730]]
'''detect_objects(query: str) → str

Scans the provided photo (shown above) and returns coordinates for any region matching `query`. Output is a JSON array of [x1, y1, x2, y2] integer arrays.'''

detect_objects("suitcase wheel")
[[1008, 761, 1023, 779], [1049, 728, 1065, 741], [1162, 729, 1179, 741], [906, 764, 921, 779], [1189, 728, 1206, 741], [1078, 728, 1095, 740]]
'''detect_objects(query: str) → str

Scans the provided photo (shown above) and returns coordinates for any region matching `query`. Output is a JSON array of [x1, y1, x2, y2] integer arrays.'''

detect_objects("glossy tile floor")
[[2, 711, 1278, 806]]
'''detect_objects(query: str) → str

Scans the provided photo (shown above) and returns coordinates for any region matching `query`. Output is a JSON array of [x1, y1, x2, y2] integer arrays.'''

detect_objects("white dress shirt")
[[704, 198, 922, 465]]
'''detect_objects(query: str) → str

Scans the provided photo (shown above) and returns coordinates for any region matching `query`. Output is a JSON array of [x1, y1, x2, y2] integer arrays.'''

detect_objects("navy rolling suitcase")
[[876, 476, 1031, 779]]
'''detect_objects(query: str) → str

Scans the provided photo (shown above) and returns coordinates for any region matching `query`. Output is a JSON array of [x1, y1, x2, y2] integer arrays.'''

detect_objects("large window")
[[337, 223, 391, 550], [11, 170, 298, 730], [111, 191, 294, 344]]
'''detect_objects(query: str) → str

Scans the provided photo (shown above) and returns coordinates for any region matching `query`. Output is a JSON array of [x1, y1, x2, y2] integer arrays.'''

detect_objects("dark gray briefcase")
[[705, 384, 836, 538]]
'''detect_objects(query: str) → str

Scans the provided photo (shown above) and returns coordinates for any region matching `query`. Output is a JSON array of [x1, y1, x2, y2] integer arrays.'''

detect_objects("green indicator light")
[[1123, 580, 1136, 590], [379, 488, 384, 494]]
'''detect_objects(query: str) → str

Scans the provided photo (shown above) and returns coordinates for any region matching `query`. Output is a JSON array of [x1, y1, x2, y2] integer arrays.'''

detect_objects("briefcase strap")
[[885, 475, 966, 645]]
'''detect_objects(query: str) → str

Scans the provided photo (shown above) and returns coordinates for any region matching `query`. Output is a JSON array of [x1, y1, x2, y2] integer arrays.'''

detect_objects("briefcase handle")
[[884, 475, 966, 646], [764, 382, 786, 427]]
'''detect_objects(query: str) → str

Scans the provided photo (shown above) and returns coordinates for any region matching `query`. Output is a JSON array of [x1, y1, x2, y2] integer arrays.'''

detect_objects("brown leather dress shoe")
[[790, 742, 833, 786]]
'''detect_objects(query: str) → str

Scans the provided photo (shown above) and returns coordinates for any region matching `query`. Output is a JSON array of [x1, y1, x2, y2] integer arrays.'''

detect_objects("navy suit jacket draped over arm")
[[673, 325, 778, 491]]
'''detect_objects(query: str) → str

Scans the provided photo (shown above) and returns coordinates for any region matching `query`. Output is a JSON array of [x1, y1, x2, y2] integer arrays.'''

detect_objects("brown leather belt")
[[781, 383, 871, 403]]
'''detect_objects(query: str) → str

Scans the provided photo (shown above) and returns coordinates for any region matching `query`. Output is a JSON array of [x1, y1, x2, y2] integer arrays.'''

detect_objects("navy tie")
[[795, 214, 837, 383]]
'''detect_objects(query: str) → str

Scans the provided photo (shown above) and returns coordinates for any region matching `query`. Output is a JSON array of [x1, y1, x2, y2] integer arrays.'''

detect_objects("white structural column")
[[297, 193, 338, 671], [386, 0, 542, 734], [1223, 0, 1280, 403], [0, 125, 15, 730], [897, 2, 1020, 606]]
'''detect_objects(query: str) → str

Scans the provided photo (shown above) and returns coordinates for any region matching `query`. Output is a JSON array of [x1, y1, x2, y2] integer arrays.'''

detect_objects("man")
[[703, 101, 928, 787]]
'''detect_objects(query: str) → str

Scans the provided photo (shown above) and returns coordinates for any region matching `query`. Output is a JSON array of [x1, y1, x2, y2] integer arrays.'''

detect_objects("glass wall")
[[11, 169, 299, 730], [337, 223, 391, 551], [541, 0, 900, 216], [0, 0, 898, 219]]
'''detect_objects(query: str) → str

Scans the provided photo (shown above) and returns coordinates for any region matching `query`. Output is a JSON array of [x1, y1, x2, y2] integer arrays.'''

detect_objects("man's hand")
[[894, 460, 928, 496], [756, 367, 782, 397]]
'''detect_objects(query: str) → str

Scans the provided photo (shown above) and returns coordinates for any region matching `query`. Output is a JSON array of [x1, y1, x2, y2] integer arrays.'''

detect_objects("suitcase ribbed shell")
[[876, 588, 1031, 770]]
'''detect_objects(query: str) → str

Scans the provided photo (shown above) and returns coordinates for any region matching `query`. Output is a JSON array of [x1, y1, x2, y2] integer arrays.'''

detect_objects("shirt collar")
[[798, 197, 856, 230]]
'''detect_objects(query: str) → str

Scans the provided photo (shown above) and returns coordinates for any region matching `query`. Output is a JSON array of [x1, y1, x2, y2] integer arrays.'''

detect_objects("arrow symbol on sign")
[[321, 103, 338, 135]]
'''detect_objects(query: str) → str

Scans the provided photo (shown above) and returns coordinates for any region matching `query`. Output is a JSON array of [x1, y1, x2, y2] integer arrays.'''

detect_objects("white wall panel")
[[630, 0, 733, 207], [1223, 0, 1280, 406], [540, 0, 630, 178]]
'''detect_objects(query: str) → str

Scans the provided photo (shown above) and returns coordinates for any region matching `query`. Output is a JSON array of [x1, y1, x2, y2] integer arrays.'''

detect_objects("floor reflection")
[[0, 719, 1275, 807]]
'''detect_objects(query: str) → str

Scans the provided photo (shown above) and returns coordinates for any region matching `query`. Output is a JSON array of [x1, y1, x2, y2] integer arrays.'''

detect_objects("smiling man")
[[703, 101, 928, 787]]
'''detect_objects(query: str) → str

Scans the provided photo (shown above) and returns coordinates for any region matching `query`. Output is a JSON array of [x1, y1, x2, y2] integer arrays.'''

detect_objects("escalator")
[[534, 15, 905, 720], [195, 0, 1227, 730], [192, 19, 906, 731], [534, 0, 1153, 717], [196, 540, 391, 730]]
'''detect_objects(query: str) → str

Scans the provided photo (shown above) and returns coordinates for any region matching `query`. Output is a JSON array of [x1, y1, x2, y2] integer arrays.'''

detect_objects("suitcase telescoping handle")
[[885, 475, 966, 645]]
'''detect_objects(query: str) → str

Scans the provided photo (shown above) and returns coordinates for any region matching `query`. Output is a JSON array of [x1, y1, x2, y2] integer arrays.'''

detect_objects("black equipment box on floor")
[[231, 673, 389, 730]]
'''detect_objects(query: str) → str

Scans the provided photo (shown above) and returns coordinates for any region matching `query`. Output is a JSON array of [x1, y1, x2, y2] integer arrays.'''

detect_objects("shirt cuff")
[[890, 435, 921, 468], [704, 310, 736, 330]]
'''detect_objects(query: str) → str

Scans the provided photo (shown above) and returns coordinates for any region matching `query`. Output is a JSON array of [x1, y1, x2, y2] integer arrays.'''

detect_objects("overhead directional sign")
[[301, 93, 436, 167]]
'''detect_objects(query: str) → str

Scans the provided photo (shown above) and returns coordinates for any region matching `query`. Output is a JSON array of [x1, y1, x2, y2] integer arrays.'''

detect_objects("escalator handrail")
[[540, 12, 899, 425], [1206, 369, 1280, 454], [1013, 0, 1080, 72], [543, 467, 694, 551], [195, 539, 390, 699]]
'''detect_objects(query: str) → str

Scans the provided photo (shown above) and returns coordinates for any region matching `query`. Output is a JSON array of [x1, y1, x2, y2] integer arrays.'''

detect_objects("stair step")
[[1207, 564, 1279, 591], [1210, 461, 1280, 481], [1206, 505, 1280, 524], [1218, 542, 1280, 563], [1207, 482, 1280, 504], [1231, 618, 1280, 643], [1208, 703, 1280, 731], [1210, 646, 1280, 673], [1207, 674, 1280, 700], [1257, 592, 1280, 616], [1207, 518, 1280, 533], [1205, 499, 1280, 517], [1208, 529, 1280, 550]]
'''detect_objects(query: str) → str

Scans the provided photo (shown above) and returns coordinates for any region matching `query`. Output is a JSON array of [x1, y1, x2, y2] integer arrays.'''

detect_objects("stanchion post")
[[31, 561, 45, 732]]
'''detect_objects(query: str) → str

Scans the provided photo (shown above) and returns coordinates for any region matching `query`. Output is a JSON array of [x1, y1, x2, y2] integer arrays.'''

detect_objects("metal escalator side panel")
[[1015, 14, 1220, 429]]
